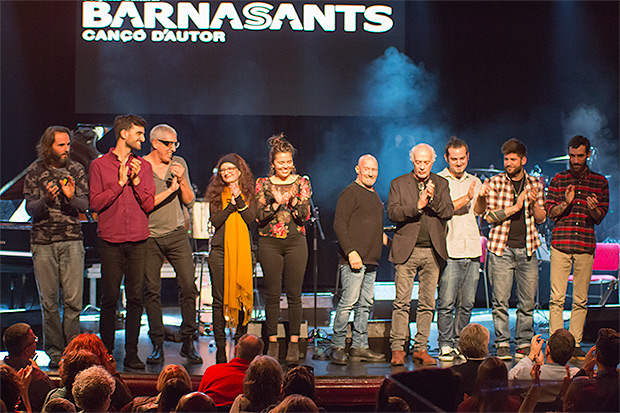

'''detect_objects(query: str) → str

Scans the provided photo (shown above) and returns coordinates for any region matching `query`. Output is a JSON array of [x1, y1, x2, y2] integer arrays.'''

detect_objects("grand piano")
[[0, 125, 113, 333]]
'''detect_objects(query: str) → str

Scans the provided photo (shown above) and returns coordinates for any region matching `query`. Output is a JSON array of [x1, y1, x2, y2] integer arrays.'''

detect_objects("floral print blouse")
[[255, 175, 312, 238]]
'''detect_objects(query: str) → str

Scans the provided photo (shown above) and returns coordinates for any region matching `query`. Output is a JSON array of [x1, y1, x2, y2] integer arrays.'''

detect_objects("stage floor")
[[18, 307, 587, 377]]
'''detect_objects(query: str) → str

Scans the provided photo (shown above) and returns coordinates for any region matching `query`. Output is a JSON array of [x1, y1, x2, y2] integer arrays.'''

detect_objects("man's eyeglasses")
[[157, 139, 180, 149]]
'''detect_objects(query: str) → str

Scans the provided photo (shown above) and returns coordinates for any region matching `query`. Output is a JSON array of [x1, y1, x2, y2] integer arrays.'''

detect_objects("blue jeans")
[[437, 258, 480, 348], [332, 264, 377, 348], [488, 247, 539, 348], [32, 240, 84, 360]]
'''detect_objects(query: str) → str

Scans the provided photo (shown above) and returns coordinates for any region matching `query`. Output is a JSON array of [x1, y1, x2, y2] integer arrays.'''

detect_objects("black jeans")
[[257, 236, 308, 337], [208, 247, 247, 347], [144, 227, 198, 344], [99, 239, 147, 356]]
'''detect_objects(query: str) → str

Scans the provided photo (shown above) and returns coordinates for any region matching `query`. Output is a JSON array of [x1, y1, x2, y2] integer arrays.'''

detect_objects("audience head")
[[157, 378, 191, 413], [459, 323, 490, 358], [283, 365, 315, 399], [2, 323, 36, 359], [384, 396, 410, 412], [0, 365, 23, 412], [595, 327, 619, 369], [469, 357, 510, 412], [41, 398, 77, 413], [546, 328, 575, 366], [156, 364, 191, 392], [59, 349, 100, 395], [270, 394, 318, 413], [563, 377, 601, 412], [376, 369, 460, 412], [174, 392, 215, 412], [71, 365, 116, 413], [64, 333, 116, 374], [243, 355, 284, 411], [235, 334, 265, 361]]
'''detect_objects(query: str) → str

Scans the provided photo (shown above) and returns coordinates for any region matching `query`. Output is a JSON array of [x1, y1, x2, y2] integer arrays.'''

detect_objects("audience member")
[[382, 396, 410, 412], [509, 329, 579, 409], [576, 327, 619, 412], [376, 368, 460, 412], [174, 392, 215, 412], [282, 365, 315, 399], [72, 365, 116, 413], [230, 355, 284, 413], [270, 394, 318, 413], [44, 349, 99, 406], [1, 364, 32, 413], [457, 357, 521, 412], [198, 334, 264, 408], [63, 333, 133, 409], [562, 377, 602, 412], [450, 323, 489, 401], [41, 398, 77, 413], [156, 379, 191, 413], [2, 323, 54, 411], [121, 364, 191, 412]]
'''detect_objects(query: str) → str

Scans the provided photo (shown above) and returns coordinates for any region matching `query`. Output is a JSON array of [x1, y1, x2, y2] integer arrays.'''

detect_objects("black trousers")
[[144, 227, 198, 345], [99, 239, 146, 355], [207, 247, 247, 347], [257, 236, 308, 337]]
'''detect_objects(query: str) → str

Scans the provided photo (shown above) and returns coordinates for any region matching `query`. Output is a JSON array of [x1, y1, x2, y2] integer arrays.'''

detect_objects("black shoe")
[[349, 347, 386, 362], [572, 346, 586, 359], [180, 340, 203, 364], [330, 346, 348, 365], [124, 354, 145, 370], [146, 344, 164, 365]]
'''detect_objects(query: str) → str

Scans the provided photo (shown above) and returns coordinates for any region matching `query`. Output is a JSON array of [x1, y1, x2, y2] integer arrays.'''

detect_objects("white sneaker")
[[438, 346, 455, 361], [452, 347, 466, 360]]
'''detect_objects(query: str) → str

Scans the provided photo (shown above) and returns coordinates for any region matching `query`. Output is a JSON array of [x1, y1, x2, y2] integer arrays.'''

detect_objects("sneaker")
[[438, 346, 455, 361], [515, 346, 530, 359], [496, 347, 512, 360], [452, 347, 466, 360], [572, 346, 586, 359]]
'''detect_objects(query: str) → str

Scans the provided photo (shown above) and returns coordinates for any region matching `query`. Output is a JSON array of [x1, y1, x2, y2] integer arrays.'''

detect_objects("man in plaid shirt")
[[545, 135, 609, 359], [476, 138, 546, 360]]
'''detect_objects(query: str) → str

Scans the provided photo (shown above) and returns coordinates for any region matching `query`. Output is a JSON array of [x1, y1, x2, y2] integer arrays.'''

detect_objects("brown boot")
[[412, 350, 437, 365], [391, 350, 406, 366]]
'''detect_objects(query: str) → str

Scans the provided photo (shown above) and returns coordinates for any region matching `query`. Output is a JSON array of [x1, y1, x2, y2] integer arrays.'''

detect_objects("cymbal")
[[546, 155, 569, 163], [470, 168, 502, 174]]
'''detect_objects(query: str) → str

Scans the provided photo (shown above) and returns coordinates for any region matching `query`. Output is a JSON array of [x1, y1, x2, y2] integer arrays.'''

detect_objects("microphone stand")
[[306, 196, 329, 356]]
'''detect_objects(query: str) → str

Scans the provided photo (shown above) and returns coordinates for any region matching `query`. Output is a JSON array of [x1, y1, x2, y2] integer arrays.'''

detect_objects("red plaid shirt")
[[545, 167, 609, 254], [485, 172, 544, 257]]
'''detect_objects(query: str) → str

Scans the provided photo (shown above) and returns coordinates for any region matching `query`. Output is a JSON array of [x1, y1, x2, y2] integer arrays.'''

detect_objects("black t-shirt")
[[507, 176, 526, 248]]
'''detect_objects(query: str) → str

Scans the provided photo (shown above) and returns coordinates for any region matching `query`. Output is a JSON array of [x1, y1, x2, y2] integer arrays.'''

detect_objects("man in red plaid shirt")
[[545, 135, 609, 359], [476, 138, 546, 360]]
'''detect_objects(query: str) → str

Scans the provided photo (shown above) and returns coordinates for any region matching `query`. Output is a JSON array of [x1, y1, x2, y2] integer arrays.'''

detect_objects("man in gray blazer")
[[388, 143, 454, 365]]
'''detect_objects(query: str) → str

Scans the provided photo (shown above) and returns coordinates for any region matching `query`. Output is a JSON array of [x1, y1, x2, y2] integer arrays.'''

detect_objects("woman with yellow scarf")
[[205, 153, 256, 364]]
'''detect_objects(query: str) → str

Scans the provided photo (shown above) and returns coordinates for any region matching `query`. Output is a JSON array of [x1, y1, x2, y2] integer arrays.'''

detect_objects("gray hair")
[[72, 365, 116, 412], [409, 143, 437, 163], [149, 123, 177, 143]]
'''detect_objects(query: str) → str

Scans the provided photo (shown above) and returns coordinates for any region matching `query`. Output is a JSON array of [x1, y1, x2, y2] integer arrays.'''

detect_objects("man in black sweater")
[[330, 154, 386, 364]]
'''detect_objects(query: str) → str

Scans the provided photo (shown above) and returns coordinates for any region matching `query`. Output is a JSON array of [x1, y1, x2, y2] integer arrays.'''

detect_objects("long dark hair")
[[469, 357, 510, 412], [37, 126, 72, 166], [205, 153, 255, 213]]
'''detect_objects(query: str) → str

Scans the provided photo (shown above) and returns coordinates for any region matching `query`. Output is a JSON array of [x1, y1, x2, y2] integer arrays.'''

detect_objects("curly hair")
[[72, 365, 116, 412], [268, 133, 297, 175], [63, 333, 115, 375], [205, 153, 255, 213]]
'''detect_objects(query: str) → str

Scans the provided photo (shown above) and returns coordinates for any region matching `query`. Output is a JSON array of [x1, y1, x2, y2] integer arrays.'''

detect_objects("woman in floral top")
[[256, 133, 312, 363]]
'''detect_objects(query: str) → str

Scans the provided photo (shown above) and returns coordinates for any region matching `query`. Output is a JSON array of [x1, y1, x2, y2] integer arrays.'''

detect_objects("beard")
[[51, 152, 69, 167], [506, 165, 522, 178], [569, 161, 586, 175]]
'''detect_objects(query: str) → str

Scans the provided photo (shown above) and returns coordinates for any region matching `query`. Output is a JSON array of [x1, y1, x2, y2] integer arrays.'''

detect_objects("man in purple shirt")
[[89, 114, 155, 370]]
